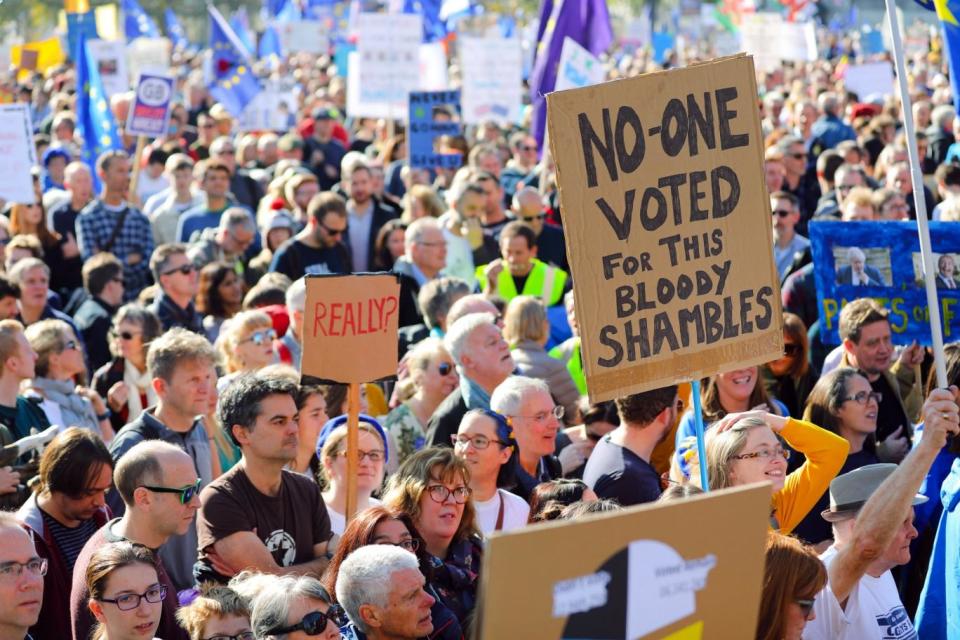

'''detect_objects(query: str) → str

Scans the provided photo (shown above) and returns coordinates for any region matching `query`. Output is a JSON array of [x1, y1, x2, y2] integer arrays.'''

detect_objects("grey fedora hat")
[[821, 463, 928, 523]]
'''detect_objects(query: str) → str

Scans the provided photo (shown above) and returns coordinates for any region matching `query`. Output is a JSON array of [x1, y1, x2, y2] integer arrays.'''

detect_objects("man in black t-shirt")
[[269, 192, 350, 280], [195, 374, 332, 584], [582, 386, 680, 506]]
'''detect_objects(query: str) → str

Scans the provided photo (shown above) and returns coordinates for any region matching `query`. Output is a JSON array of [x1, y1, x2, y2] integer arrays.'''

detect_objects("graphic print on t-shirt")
[[876, 606, 917, 639], [265, 529, 297, 566]]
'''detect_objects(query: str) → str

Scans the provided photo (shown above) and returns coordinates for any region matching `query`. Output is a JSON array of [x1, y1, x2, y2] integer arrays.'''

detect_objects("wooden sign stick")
[[345, 382, 361, 522]]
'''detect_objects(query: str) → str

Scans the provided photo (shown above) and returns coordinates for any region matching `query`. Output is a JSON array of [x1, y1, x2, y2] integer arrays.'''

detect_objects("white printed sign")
[[0, 105, 38, 204], [739, 13, 816, 72], [844, 62, 895, 100], [278, 20, 331, 55], [351, 12, 421, 119], [86, 39, 129, 98], [419, 42, 448, 91], [237, 84, 297, 131], [126, 72, 175, 138], [126, 37, 171, 83], [460, 36, 522, 125], [554, 37, 604, 92]]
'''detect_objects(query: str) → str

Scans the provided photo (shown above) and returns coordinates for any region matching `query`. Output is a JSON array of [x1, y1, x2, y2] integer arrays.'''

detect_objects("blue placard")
[[126, 73, 175, 138], [408, 90, 463, 170], [810, 220, 960, 346]]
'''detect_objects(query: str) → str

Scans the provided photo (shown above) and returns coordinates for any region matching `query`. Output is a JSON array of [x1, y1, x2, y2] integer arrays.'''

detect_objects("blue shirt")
[[583, 434, 661, 506], [808, 114, 856, 153]]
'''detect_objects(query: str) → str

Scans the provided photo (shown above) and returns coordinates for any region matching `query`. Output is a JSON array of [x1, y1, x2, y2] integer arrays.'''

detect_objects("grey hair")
[[418, 276, 471, 329], [846, 247, 866, 263], [209, 136, 234, 155], [405, 217, 443, 252], [9, 257, 50, 284], [443, 311, 496, 365], [251, 575, 331, 639], [335, 545, 420, 634], [286, 277, 307, 313], [490, 375, 550, 416], [219, 207, 255, 233], [933, 104, 956, 129]]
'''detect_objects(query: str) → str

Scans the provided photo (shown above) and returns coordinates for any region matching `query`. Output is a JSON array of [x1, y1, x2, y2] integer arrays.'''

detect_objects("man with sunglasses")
[[583, 386, 680, 507], [16, 429, 112, 640], [771, 191, 809, 283], [269, 192, 351, 280], [804, 388, 959, 640], [148, 244, 203, 333], [109, 328, 217, 591], [512, 186, 568, 272], [0, 512, 45, 640], [776, 135, 821, 222], [71, 440, 195, 640]]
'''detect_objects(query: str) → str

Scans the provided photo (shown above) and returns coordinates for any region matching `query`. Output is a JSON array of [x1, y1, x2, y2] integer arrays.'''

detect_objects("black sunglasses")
[[162, 264, 196, 277], [140, 478, 202, 504], [320, 222, 346, 238], [268, 607, 346, 636], [438, 362, 454, 376], [784, 343, 803, 357], [771, 209, 792, 218]]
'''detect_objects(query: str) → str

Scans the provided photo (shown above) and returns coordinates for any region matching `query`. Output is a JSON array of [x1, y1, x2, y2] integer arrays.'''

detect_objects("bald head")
[[446, 294, 500, 328], [513, 187, 545, 233]]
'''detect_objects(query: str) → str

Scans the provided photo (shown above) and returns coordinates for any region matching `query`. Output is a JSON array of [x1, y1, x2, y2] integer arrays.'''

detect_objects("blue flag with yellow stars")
[[75, 34, 122, 193], [914, 0, 960, 111], [208, 4, 262, 117], [122, 0, 159, 40], [165, 8, 189, 50]]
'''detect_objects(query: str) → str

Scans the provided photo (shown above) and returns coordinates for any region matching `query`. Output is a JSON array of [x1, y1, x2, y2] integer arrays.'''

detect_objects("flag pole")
[[128, 136, 146, 205], [885, 0, 948, 389], [691, 379, 709, 491]]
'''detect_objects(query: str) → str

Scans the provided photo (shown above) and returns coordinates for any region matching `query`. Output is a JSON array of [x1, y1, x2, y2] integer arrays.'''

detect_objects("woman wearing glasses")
[[695, 409, 847, 534], [384, 447, 483, 628], [316, 416, 388, 541], [85, 542, 165, 640], [323, 505, 463, 640], [214, 310, 277, 393], [453, 409, 529, 534], [176, 585, 252, 640], [94, 305, 162, 436], [793, 368, 883, 547], [761, 313, 818, 419], [250, 575, 342, 640], [385, 338, 459, 466], [756, 532, 826, 640], [25, 319, 115, 442]]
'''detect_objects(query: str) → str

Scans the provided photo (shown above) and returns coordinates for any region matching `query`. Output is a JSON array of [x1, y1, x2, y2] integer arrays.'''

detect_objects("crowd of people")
[[1, 11, 960, 640]]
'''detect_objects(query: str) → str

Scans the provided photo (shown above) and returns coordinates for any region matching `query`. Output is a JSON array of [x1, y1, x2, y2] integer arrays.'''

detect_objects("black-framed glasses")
[[0, 558, 47, 581], [772, 209, 792, 218], [203, 632, 255, 640], [426, 484, 472, 504], [438, 362, 454, 376], [268, 607, 347, 636], [335, 449, 385, 463], [381, 538, 420, 553], [451, 433, 509, 450], [162, 263, 196, 277], [789, 152, 806, 159], [240, 328, 277, 346], [140, 478, 202, 504], [320, 221, 346, 238], [519, 145, 537, 152], [511, 405, 565, 422], [117, 330, 141, 341], [99, 584, 166, 611], [796, 598, 816, 617], [733, 447, 791, 461], [843, 390, 882, 406], [522, 213, 547, 222]]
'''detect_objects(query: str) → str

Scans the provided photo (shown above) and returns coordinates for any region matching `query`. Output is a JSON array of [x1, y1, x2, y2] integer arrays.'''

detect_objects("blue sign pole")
[[691, 379, 709, 492]]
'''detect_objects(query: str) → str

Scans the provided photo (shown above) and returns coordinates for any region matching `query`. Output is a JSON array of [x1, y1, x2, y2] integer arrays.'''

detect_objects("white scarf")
[[124, 359, 156, 417]]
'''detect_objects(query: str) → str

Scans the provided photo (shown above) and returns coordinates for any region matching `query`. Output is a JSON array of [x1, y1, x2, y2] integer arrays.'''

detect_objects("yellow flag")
[[11, 37, 66, 78], [64, 0, 90, 13], [663, 621, 705, 640]]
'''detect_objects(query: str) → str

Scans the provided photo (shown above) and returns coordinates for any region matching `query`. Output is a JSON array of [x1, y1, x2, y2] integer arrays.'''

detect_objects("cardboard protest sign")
[[351, 13, 422, 120], [477, 484, 769, 639], [555, 38, 605, 92], [460, 36, 523, 125], [547, 54, 783, 402], [408, 90, 462, 169], [301, 274, 401, 383], [809, 220, 960, 346], [278, 20, 330, 54], [739, 14, 816, 72], [843, 62, 895, 100], [126, 72, 174, 138], [87, 39, 128, 98], [0, 105, 38, 204]]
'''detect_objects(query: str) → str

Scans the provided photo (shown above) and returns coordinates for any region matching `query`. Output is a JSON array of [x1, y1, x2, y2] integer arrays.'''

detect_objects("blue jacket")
[[916, 455, 960, 638]]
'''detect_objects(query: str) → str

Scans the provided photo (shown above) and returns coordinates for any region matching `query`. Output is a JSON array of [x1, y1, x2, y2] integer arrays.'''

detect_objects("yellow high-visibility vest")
[[477, 258, 567, 306]]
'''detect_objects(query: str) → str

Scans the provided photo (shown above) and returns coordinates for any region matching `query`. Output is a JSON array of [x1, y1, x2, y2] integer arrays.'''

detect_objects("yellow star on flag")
[[936, 0, 960, 26]]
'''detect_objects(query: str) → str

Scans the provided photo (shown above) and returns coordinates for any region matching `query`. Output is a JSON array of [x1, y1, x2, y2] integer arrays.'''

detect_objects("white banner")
[[460, 36, 522, 125], [278, 20, 330, 55], [237, 83, 297, 131], [350, 12, 422, 119], [87, 39, 129, 98], [739, 13, 816, 72], [843, 62, 895, 100], [126, 37, 171, 83], [554, 37, 604, 92], [0, 105, 38, 204]]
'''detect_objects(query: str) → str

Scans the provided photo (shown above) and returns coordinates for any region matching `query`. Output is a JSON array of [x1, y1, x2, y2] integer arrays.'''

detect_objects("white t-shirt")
[[803, 545, 917, 640], [326, 497, 382, 536], [473, 489, 530, 535]]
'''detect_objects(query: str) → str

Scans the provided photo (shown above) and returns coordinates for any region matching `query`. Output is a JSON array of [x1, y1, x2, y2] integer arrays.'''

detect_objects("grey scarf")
[[31, 377, 100, 431]]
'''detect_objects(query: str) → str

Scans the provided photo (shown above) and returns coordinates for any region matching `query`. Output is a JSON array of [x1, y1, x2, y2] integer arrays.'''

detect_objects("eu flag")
[[208, 4, 262, 116], [66, 11, 99, 61], [122, 0, 159, 40], [529, 0, 613, 148], [165, 9, 189, 50], [75, 35, 122, 193], [915, 0, 960, 111]]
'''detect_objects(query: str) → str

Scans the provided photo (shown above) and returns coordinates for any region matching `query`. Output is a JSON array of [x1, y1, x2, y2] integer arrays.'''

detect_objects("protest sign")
[[555, 37, 605, 92], [351, 13, 422, 120], [419, 42, 449, 91], [408, 90, 462, 169], [546, 53, 783, 402], [738, 14, 816, 72], [278, 20, 330, 54], [477, 483, 769, 639], [237, 81, 296, 131], [460, 36, 523, 125], [12, 38, 65, 79], [302, 274, 401, 383], [810, 220, 960, 346], [0, 105, 37, 204], [126, 72, 174, 138], [126, 37, 171, 82], [843, 62, 895, 100], [87, 39, 129, 98]]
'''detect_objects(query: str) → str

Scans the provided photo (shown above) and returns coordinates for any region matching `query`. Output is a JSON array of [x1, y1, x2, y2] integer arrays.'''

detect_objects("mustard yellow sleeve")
[[773, 418, 849, 534]]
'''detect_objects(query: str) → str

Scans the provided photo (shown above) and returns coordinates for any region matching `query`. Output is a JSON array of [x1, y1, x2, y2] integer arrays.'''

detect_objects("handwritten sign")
[[810, 220, 960, 346], [126, 72, 174, 138], [460, 36, 522, 125], [302, 274, 401, 383], [278, 20, 330, 54], [408, 90, 462, 169], [0, 105, 38, 204], [555, 37, 605, 92], [739, 13, 816, 73], [352, 13, 421, 120], [477, 484, 769, 639], [547, 54, 783, 402]]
